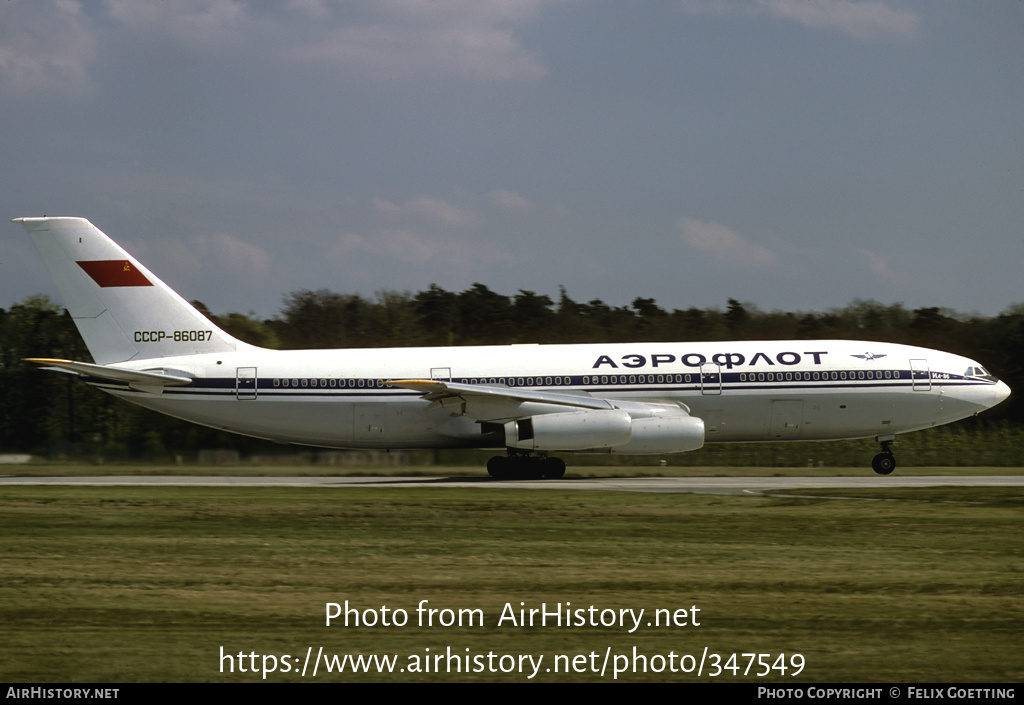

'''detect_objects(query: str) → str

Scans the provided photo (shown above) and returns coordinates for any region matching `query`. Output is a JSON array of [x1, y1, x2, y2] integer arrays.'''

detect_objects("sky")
[[2, 0, 1022, 321]]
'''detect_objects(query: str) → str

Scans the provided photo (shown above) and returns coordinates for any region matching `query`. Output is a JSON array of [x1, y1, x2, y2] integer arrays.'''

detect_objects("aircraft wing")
[[25, 358, 193, 392], [388, 378, 614, 422]]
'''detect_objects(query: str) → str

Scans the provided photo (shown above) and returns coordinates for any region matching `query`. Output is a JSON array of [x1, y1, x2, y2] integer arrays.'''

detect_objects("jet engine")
[[504, 409, 705, 454]]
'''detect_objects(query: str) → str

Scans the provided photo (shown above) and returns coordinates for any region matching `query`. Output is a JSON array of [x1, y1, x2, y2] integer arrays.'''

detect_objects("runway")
[[1, 474, 1021, 495]]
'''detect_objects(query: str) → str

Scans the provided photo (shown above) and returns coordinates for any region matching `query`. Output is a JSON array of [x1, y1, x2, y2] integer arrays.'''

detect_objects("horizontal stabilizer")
[[25, 358, 193, 390]]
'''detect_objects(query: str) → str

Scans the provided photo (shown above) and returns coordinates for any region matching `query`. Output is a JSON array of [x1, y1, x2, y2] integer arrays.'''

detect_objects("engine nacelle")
[[504, 410, 632, 451], [504, 410, 705, 454], [609, 414, 705, 454]]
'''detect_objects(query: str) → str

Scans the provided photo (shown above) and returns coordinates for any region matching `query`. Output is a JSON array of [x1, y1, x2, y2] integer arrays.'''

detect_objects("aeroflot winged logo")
[[77, 260, 153, 287]]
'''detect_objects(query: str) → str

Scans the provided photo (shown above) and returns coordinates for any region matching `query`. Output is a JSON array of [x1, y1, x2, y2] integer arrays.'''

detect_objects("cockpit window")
[[965, 366, 998, 382]]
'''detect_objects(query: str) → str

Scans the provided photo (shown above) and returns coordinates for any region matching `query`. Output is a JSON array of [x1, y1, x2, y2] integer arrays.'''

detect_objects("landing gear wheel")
[[541, 457, 566, 479], [487, 453, 566, 480], [487, 455, 512, 480], [871, 452, 896, 475]]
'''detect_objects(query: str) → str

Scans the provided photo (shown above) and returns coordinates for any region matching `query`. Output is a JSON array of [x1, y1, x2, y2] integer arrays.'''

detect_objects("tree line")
[[2, 286, 1021, 462]]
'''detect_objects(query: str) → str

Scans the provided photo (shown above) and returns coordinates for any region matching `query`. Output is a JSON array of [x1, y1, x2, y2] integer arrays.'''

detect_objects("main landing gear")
[[487, 451, 566, 480], [871, 438, 897, 475]]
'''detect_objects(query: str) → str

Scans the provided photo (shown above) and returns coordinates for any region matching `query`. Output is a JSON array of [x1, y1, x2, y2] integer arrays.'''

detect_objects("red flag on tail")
[[77, 260, 153, 287]]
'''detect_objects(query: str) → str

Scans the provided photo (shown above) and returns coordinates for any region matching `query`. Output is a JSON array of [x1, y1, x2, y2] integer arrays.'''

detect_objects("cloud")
[[405, 196, 479, 228], [38, 0, 554, 86], [206, 232, 272, 278], [147, 230, 271, 281], [292, 22, 547, 84], [860, 248, 891, 277], [333, 228, 516, 268], [375, 195, 479, 228], [372, 198, 403, 217], [681, 0, 920, 41], [349, 191, 525, 269], [277, 0, 559, 83], [756, 0, 919, 41], [0, 1, 98, 96], [678, 217, 778, 267], [679, 0, 742, 17], [103, 0, 249, 48], [489, 189, 535, 211]]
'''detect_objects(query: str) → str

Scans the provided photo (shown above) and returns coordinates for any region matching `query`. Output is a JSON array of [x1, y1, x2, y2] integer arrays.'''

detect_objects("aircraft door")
[[236, 367, 257, 400], [700, 363, 722, 395], [910, 359, 931, 391], [430, 367, 452, 381]]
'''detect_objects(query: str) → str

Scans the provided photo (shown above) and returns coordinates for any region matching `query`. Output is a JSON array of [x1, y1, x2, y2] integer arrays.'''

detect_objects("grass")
[[0, 484, 1021, 682]]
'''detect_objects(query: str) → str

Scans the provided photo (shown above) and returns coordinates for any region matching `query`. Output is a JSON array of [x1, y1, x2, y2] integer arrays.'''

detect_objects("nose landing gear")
[[871, 438, 897, 475]]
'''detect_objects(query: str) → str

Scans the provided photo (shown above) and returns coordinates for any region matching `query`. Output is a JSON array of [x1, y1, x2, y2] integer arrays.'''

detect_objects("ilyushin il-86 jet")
[[14, 217, 1010, 478]]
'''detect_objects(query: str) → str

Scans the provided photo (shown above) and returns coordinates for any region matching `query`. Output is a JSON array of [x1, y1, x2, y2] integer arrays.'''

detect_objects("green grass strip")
[[1, 486, 1020, 682]]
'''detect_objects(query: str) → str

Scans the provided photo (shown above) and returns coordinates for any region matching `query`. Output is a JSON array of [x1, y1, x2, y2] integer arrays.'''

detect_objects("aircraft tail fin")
[[14, 217, 242, 364]]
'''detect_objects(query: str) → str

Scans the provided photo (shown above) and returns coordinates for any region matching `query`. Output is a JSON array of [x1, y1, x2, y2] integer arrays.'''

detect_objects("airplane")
[[13, 216, 1011, 478]]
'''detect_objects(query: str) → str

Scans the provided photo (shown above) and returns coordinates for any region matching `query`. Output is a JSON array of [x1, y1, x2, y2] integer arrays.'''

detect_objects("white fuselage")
[[15, 217, 1010, 466], [93, 339, 1009, 452]]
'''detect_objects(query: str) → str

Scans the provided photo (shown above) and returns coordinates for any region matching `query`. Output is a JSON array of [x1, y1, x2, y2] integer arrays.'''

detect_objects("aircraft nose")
[[993, 380, 1011, 407]]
